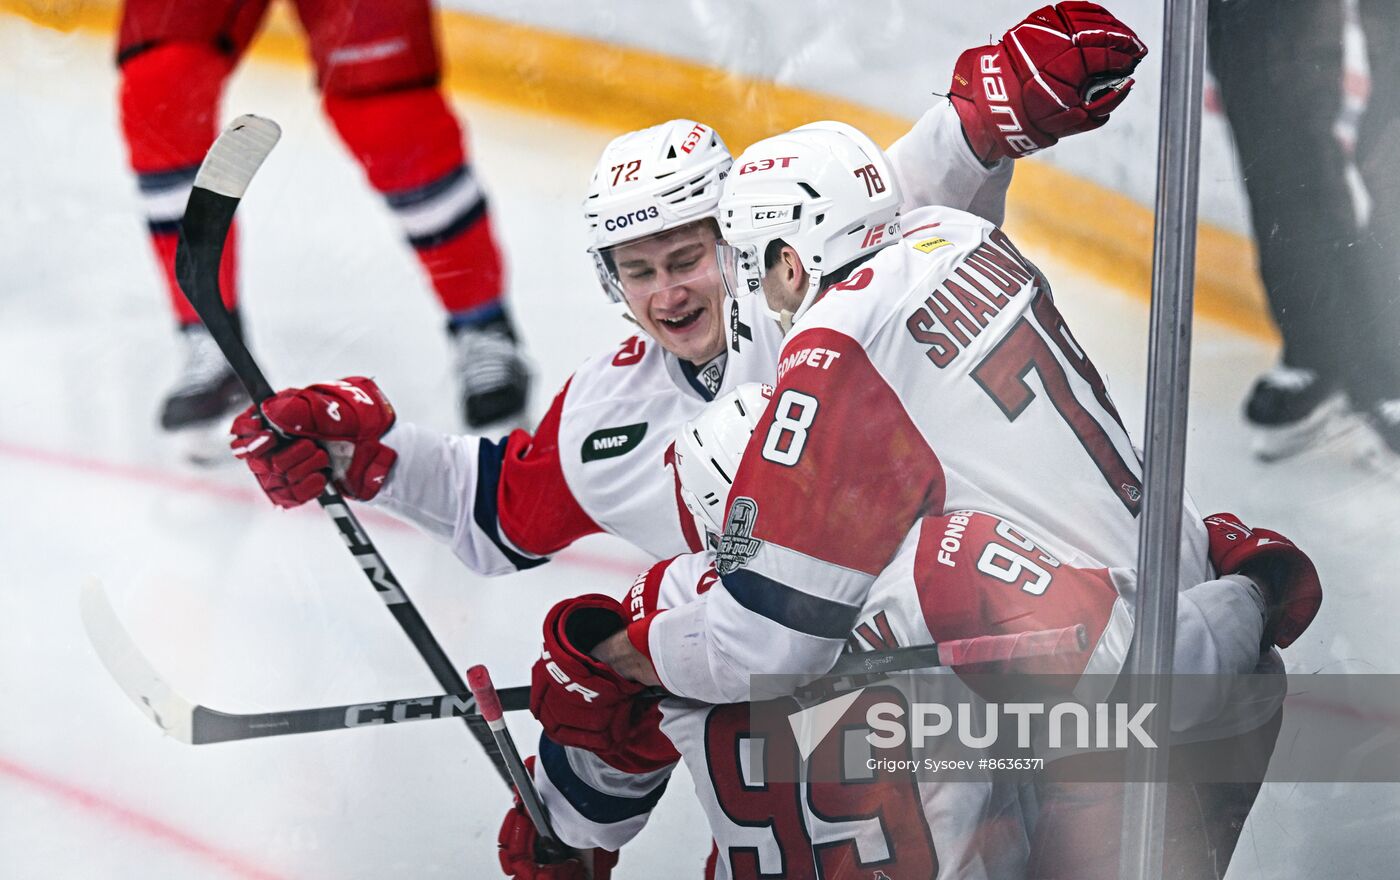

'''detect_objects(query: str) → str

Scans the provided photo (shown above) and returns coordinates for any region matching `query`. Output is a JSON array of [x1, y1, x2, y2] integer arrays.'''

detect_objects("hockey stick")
[[173, 115, 510, 783], [795, 623, 1089, 699], [80, 576, 528, 744], [832, 622, 1088, 676], [84, 572, 1088, 745], [468, 666, 573, 865]]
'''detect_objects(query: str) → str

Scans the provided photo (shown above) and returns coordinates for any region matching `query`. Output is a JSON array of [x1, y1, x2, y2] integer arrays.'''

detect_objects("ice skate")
[[1244, 365, 1360, 461], [452, 315, 531, 430]]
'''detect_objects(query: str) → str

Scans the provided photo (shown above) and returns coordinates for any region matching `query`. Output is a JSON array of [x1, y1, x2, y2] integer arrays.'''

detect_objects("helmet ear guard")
[[674, 383, 775, 540]]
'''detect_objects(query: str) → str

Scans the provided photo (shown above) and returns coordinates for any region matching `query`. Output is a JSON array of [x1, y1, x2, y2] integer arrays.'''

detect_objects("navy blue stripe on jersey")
[[385, 163, 468, 209], [720, 567, 860, 640], [474, 436, 549, 571], [677, 357, 717, 402], [407, 198, 487, 250], [136, 164, 199, 194], [147, 218, 181, 236], [539, 736, 669, 824]]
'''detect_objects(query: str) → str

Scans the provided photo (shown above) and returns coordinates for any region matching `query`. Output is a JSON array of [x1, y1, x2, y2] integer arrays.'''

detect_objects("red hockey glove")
[[1205, 513, 1323, 648], [498, 757, 618, 880], [229, 377, 397, 507], [950, 2, 1147, 162], [531, 595, 676, 771]]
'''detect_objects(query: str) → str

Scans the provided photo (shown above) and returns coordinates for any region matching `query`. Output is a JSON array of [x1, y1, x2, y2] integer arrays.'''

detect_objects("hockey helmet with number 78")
[[716, 121, 903, 330]]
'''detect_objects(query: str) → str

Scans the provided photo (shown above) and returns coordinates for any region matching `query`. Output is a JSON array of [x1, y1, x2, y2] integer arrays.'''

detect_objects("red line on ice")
[[0, 440, 644, 576], [0, 755, 289, 880]]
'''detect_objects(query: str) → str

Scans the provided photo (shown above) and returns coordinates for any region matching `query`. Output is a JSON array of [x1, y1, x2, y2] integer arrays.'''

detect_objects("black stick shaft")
[[190, 686, 533, 745], [178, 626, 1091, 744], [175, 138, 512, 784]]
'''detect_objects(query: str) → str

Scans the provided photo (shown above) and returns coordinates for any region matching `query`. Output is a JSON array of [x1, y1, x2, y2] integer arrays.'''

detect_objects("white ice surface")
[[2, 19, 1398, 880]]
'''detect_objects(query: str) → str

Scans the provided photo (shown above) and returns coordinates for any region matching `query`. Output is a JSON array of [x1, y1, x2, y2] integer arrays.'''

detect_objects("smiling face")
[[608, 220, 728, 364]]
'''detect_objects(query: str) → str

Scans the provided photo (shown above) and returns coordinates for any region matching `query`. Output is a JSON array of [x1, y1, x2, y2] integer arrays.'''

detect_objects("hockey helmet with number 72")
[[583, 120, 733, 302]]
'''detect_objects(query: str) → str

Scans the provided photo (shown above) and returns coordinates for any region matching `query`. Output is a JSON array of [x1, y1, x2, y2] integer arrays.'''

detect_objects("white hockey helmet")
[[674, 382, 774, 543], [716, 121, 902, 329], [583, 119, 733, 302]]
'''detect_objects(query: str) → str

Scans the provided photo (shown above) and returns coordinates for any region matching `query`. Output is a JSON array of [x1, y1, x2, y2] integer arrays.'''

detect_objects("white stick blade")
[[79, 578, 194, 743], [193, 114, 282, 199]]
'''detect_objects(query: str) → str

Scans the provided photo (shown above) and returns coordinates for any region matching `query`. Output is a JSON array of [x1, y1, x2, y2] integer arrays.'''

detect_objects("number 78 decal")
[[972, 293, 1143, 514]]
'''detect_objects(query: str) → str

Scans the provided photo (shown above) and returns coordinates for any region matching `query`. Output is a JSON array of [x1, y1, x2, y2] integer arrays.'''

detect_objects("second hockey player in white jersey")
[[517, 382, 1322, 879]]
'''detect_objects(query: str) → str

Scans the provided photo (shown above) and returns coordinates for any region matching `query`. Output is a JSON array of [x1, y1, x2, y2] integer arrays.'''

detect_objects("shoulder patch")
[[715, 496, 762, 575], [913, 236, 952, 254], [581, 423, 648, 462]]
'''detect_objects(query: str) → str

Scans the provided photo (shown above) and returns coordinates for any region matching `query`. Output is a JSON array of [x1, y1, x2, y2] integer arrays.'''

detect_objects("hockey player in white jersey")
[[226, 81, 1018, 572], [518, 385, 1034, 880], [521, 383, 1321, 880], [523, 53, 1328, 878], [227, 2, 1144, 582], [221, 4, 1153, 876], [571, 120, 1207, 702]]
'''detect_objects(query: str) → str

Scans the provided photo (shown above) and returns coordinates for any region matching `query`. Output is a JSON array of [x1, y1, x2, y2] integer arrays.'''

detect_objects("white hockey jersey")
[[537, 547, 1030, 880], [534, 510, 1278, 879], [641, 204, 1215, 704], [368, 102, 1014, 574]]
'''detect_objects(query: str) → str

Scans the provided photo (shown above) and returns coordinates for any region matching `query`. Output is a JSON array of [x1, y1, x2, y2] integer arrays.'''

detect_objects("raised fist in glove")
[[1205, 512, 1323, 648], [229, 376, 397, 508], [950, 2, 1148, 162], [498, 757, 618, 880], [531, 595, 678, 773]]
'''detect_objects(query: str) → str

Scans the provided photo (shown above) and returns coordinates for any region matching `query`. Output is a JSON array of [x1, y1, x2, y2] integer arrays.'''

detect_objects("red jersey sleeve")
[[492, 379, 602, 557]]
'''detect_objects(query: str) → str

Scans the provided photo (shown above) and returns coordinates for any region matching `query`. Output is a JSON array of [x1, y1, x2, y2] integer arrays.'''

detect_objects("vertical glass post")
[[1119, 0, 1211, 877]]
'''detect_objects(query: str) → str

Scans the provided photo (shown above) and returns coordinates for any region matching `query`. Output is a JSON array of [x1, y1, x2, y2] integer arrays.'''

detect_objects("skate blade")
[[1250, 395, 1360, 462]]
